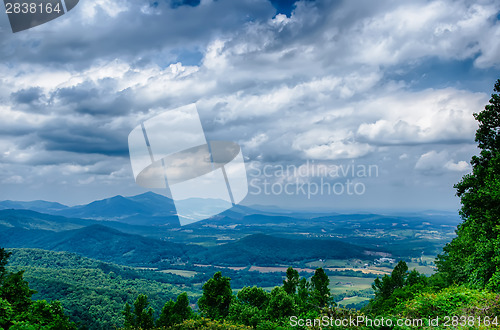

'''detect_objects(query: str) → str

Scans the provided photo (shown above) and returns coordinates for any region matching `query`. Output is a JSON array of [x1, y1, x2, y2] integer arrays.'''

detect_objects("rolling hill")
[[0, 192, 179, 226], [0, 209, 384, 267], [0, 215, 205, 266], [0, 209, 95, 231], [6, 248, 199, 329], [0, 200, 68, 213], [191, 233, 383, 266]]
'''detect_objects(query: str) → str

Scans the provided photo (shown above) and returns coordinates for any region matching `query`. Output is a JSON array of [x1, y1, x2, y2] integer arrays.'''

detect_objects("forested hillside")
[[5, 249, 198, 329], [190, 233, 378, 266]]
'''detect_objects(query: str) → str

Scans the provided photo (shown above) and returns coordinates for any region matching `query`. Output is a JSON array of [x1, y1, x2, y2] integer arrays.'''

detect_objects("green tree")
[[266, 287, 297, 320], [122, 302, 134, 328], [228, 286, 269, 327], [0, 298, 13, 328], [122, 294, 155, 329], [310, 268, 332, 308], [283, 267, 299, 295], [367, 260, 429, 314], [296, 277, 310, 307], [22, 300, 76, 329], [0, 247, 76, 329], [157, 292, 193, 327], [0, 248, 11, 279], [372, 261, 408, 301], [1, 270, 36, 317], [236, 286, 269, 310], [198, 272, 232, 320], [228, 302, 262, 328], [436, 79, 500, 292]]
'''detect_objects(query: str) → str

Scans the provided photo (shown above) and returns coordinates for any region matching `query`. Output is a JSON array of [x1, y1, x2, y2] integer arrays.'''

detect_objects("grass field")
[[329, 275, 375, 294], [338, 296, 371, 307], [406, 263, 436, 275]]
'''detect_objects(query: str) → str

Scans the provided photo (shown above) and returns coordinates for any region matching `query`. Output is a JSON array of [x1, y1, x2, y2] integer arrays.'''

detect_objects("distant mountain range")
[[0, 200, 68, 213], [0, 220, 202, 265], [0, 207, 383, 267], [0, 192, 461, 266], [0, 192, 271, 226], [1, 192, 184, 226]]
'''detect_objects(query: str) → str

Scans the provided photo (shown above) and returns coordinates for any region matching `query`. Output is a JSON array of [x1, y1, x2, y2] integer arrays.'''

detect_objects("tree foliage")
[[228, 290, 267, 328], [167, 317, 252, 329], [282, 267, 299, 295], [198, 272, 233, 320], [436, 79, 500, 292], [366, 260, 430, 314], [156, 292, 193, 327], [310, 267, 332, 308], [0, 247, 76, 329], [7, 248, 198, 329], [122, 294, 155, 329]]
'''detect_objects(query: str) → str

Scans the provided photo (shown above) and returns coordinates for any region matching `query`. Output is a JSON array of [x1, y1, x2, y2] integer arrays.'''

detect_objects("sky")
[[0, 0, 499, 211]]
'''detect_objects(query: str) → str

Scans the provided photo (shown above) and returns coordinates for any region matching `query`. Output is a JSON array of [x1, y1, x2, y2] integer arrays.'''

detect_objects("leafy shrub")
[[166, 317, 252, 329], [403, 286, 500, 319]]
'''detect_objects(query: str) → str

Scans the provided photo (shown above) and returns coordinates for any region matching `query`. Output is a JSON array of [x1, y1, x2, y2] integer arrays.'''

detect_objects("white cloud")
[[444, 160, 470, 172], [292, 129, 374, 160], [356, 88, 485, 145], [80, 0, 129, 21], [415, 150, 471, 174], [244, 133, 269, 150]]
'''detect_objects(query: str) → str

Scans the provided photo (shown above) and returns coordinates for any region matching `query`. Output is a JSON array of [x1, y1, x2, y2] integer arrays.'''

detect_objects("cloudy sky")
[[0, 0, 499, 211]]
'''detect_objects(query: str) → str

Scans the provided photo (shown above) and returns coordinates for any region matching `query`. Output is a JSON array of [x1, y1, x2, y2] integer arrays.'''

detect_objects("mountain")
[[55, 193, 179, 226], [0, 209, 94, 231], [191, 233, 383, 266], [0, 195, 460, 263], [127, 191, 177, 213], [0, 192, 327, 227], [0, 192, 182, 226], [0, 192, 269, 227], [0, 209, 381, 267], [57, 195, 152, 219], [0, 200, 68, 213], [0, 217, 205, 266]]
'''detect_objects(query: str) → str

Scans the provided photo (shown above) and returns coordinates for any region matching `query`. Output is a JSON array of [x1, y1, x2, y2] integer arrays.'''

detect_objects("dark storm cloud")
[[169, 0, 201, 8], [0, 114, 131, 160], [40, 128, 129, 156], [54, 82, 135, 117], [11, 87, 44, 104], [36, 119, 131, 157], [0, 0, 276, 68]]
